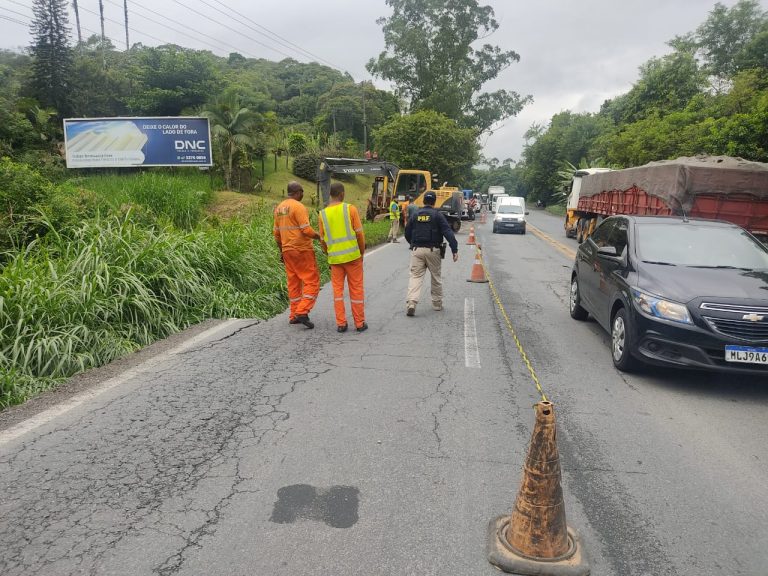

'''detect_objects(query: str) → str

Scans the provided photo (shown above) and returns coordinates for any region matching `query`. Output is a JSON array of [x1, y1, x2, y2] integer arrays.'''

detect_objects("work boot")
[[406, 302, 416, 317], [356, 322, 368, 332], [392, 238, 399, 243], [295, 314, 314, 329], [289, 317, 300, 325], [432, 301, 443, 311], [337, 323, 348, 333]]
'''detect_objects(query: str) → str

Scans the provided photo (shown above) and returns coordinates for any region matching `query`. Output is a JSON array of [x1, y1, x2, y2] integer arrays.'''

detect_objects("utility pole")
[[98, 0, 106, 69], [123, 0, 129, 50], [332, 110, 337, 135], [72, 0, 83, 45], [362, 82, 368, 153]]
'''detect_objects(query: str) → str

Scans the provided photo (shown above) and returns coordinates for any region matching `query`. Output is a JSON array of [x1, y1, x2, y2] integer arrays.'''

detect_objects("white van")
[[490, 193, 509, 213], [493, 196, 528, 234]]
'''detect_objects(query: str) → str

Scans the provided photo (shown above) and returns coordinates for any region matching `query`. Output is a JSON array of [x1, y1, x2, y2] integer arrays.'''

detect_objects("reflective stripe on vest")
[[321, 203, 361, 265]]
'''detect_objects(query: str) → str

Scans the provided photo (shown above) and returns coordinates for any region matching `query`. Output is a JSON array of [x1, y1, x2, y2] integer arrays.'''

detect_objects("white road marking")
[[0, 319, 250, 447], [464, 297, 481, 368]]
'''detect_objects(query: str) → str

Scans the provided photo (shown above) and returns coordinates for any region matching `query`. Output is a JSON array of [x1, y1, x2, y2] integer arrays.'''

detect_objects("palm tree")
[[203, 96, 259, 190]]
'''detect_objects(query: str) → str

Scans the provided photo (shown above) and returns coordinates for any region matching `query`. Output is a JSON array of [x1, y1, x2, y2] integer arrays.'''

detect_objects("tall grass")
[[74, 170, 213, 229], [0, 199, 388, 408], [0, 211, 288, 408]]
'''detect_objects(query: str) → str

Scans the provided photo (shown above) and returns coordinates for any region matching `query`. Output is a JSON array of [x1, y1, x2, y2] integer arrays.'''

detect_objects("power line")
[[76, 4, 175, 48], [0, 13, 29, 27], [1, 10, 30, 24], [201, 0, 341, 69], [6, 0, 346, 75], [108, 0, 261, 58], [169, 0, 298, 61]]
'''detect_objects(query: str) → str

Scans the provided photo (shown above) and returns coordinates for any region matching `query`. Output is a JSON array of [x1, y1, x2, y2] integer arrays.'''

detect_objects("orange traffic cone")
[[487, 401, 589, 575], [467, 225, 476, 245], [480, 210, 487, 224], [467, 248, 488, 283]]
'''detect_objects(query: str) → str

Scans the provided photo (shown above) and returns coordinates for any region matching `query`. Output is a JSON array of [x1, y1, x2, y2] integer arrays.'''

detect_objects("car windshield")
[[636, 222, 768, 270], [498, 205, 523, 214]]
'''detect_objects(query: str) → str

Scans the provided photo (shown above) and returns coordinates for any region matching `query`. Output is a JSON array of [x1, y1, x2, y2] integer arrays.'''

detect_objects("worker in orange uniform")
[[273, 181, 321, 329], [318, 182, 368, 333]]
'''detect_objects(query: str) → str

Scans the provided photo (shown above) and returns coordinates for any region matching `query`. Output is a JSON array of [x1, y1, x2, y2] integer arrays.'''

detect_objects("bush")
[[292, 152, 321, 182], [0, 157, 53, 249], [288, 132, 308, 156]]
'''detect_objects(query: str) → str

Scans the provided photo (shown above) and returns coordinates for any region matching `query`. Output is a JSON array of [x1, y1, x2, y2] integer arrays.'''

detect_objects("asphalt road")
[[1, 210, 766, 576]]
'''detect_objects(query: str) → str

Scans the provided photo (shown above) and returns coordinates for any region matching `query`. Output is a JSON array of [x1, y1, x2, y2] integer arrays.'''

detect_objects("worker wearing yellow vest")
[[387, 198, 401, 243], [319, 182, 368, 333]]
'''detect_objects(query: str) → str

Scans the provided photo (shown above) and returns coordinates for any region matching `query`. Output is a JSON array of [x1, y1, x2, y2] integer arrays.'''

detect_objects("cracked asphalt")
[[1, 213, 767, 575]]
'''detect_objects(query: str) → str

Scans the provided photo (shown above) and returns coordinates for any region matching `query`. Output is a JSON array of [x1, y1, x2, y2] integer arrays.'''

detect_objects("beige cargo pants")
[[406, 247, 443, 306]]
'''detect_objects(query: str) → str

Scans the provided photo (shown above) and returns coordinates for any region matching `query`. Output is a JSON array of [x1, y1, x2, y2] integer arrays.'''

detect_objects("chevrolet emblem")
[[742, 313, 765, 322]]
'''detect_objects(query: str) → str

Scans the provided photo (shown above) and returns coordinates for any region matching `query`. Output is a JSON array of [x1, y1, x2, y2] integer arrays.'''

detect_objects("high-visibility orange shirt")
[[273, 198, 318, 252]]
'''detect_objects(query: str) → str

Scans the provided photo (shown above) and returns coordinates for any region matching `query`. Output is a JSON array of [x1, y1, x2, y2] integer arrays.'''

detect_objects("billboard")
[[63, 117, 213, 168]]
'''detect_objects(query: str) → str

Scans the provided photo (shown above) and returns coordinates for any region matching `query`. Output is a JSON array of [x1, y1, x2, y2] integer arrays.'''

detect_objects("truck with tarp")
[[565, 156, 768, 243]]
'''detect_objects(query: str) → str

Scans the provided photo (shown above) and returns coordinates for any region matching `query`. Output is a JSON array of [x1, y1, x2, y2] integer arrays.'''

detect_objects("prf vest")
[[320, 203, 361, 265]]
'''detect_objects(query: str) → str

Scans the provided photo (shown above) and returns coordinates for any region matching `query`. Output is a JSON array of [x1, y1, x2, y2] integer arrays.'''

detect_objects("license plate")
[[725, 345, 768, 364]]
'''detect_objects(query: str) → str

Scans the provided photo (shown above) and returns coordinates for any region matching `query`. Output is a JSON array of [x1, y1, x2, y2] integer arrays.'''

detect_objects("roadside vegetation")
[[0, 158, 390, 408], [2, 0, 766, 407]]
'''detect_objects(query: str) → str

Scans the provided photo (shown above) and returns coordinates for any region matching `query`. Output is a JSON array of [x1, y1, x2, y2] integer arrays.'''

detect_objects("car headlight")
[[631, 289, 692, 324]]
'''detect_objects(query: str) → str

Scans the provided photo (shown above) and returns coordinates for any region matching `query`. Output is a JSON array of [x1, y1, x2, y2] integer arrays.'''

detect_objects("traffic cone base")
[[467, 249, 488, 283], [487, 519, 589, 576], [487, 401, 590, 575], [467, 225, 476, 245]]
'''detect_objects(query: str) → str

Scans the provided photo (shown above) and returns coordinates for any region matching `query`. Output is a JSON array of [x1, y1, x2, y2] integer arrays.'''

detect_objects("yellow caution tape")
[[477, 247, 548, 403]]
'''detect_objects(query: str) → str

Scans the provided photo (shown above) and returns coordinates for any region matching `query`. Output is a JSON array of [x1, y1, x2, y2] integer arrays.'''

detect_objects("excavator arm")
[[317, 158, 399, 206]]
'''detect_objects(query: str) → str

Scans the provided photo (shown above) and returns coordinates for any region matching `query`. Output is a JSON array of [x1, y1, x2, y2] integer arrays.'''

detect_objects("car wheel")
[[492, 225, 497, 233], [521, 228, 526, 235], [569, 276, 588, 320], [611, 307, 639, 372]]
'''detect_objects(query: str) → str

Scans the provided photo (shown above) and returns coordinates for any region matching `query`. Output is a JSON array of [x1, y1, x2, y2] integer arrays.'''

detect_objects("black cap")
[[424, 191, 437, 204]]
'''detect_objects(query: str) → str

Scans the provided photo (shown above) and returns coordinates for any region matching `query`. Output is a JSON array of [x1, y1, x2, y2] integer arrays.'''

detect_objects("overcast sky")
[[1, 0, 761, 162]]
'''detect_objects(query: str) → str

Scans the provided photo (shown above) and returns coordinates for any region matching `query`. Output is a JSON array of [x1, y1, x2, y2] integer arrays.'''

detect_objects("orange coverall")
[[273, 198, 320, 320], [318, 204, 366, 329]]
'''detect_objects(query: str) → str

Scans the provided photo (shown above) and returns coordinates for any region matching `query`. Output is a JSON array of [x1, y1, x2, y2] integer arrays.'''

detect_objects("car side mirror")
[[597, 245, 618, 257]]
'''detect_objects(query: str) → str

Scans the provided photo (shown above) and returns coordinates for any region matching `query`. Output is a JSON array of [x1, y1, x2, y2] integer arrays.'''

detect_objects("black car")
[[569, 215, 768, 373]]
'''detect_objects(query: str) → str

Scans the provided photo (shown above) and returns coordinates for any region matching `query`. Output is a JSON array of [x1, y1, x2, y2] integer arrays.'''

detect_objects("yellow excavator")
[[317, 157, 464, 232]]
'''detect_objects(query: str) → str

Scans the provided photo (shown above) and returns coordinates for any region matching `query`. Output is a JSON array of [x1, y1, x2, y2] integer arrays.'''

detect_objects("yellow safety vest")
[[320, 203, 361, 265], [389, 201, 400, 220]]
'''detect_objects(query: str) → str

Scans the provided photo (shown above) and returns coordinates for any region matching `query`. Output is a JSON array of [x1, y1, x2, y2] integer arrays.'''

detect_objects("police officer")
[[404, 191, 459, 316]]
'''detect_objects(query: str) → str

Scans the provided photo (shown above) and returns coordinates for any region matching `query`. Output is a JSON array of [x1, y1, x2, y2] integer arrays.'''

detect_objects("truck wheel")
[[576, 219, 584, 243]]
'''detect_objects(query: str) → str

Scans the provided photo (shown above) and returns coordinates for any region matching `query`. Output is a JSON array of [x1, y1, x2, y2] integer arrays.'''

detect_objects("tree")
[[126, 45, 219, 115], [694, 0, 768, 85], [29, 0, 74, 116], [314, 81, 399, 147], [366, 0, 531, 133], [203, 96, 261, 190], [373, 110, 478, 184], [601, 50, 705, 125]]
